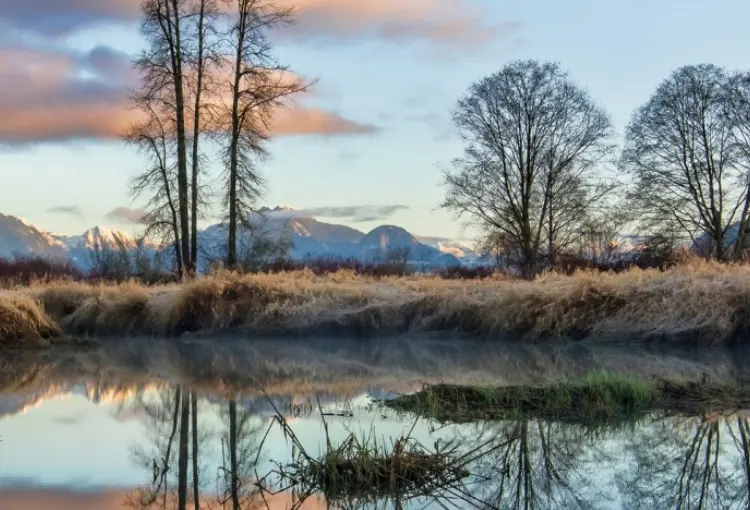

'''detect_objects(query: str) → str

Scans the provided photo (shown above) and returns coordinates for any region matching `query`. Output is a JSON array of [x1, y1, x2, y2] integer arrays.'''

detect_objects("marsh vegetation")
[[7, 259, 750, 346]]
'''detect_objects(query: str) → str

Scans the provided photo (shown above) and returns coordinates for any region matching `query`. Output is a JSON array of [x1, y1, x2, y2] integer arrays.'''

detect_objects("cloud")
[[271, 106, 377, 136], [277, 0, 517, 48], [0, 45, 374, 143], [267, 205, 408, 223], [2, 0, 516, 48], [105, 207, 147, 224], [0, 0, 138, 35], [0, 45, 140, 143], [47, 205, 84, 217]]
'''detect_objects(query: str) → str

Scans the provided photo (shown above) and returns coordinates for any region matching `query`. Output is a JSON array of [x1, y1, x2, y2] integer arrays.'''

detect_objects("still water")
[[1, 337, 750, 509]]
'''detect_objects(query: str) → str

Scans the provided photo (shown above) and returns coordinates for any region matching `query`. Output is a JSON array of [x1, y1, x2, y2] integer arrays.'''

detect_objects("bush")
[[437, 266, 498, 280], [0, 254, 82, 286]]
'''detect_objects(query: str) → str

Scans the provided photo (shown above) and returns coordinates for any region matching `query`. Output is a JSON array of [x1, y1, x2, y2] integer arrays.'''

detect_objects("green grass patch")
[[384, 372, 750, 426]]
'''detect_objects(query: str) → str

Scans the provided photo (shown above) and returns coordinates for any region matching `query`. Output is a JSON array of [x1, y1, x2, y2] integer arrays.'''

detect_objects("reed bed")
[[257, 399, 482, 508], [4, 259, 750, 345]]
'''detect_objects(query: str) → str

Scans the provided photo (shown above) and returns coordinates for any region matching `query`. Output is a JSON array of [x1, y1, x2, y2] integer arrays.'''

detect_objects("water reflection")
[[619, 415, 750, 509], [120, 385, 267, 509], [6, 339, 750, 508], [68, 385, 747, 509]]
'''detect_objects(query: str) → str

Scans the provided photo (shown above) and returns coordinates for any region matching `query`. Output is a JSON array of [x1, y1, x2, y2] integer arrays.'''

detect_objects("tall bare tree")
[[221, 0, 309, 267], [134, 0, 192, 275], [187, 0, 220, 273], [622, 64, 750, 260], [442, 60, 613, 277]]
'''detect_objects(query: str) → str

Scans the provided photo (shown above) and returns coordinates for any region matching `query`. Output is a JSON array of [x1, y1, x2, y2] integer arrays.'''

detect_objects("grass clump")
[[291, 435, 470, 503], [384, 372, 750, 425], [257, 399, 480, 508], [0, 295, 62, 347]]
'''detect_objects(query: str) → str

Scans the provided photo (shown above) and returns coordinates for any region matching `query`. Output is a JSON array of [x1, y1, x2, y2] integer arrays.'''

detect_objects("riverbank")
[[3, 260, 750, 346]]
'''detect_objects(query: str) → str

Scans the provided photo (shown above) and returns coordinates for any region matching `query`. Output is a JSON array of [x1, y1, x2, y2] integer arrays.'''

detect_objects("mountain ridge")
[[0, 210, 478, 270]]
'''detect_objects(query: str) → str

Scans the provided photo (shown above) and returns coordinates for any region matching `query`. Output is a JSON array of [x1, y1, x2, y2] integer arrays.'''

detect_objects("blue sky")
[[1, 0, 749, 241]]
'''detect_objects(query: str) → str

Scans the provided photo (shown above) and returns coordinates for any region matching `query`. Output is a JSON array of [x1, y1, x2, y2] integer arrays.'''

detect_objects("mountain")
[[0, 208, 474, 270], [253, 206, 364, 259], [358, 225, 440, 261], [417, 237, 479, 260], [0, 214, 68, 259]]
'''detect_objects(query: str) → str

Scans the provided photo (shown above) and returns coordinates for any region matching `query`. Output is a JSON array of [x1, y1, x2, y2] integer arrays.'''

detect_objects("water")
[[2, 337, 750, 509]]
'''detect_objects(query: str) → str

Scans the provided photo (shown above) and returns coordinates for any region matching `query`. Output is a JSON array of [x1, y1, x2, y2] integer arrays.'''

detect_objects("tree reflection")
[[121, 385, 264, 510], [464, 419, 593, 509], [620, 414, 750, 509], [126, 385, 184, 509], [218, 399, 263, 509]]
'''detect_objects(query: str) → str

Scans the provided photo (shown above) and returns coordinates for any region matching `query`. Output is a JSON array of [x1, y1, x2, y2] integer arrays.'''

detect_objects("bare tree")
[[187, 0, 221, 274], [134, 0, 192, 275], [622, 64, 750, 260], [126, 107, 184, 275], [442, 60, 613, 278], [725, 71, 750, 258], [221, 0, 310, 267]]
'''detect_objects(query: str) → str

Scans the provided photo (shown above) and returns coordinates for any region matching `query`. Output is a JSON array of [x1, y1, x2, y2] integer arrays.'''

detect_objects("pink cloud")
[[271, 106, 378, 136], [277, 0, 514, 47], [2, 0, 514, 46], [0, 46, 375, 143]]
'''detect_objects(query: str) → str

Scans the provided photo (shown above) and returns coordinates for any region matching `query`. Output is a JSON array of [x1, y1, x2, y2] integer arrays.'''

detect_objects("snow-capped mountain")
[[0, 214, 67, 259], [0, 208, 475, 270], [358, 225, 440, 261]]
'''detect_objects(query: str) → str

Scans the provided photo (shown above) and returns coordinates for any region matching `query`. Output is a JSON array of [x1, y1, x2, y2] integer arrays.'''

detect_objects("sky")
[[1, 0, 750, 241]]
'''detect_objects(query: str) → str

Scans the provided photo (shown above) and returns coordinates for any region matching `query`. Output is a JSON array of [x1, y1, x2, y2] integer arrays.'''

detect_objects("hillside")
[[0, 214, 67, 259]]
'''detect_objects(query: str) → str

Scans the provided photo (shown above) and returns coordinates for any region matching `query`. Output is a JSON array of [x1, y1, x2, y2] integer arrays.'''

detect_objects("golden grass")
[[4, 259, 750, 345]]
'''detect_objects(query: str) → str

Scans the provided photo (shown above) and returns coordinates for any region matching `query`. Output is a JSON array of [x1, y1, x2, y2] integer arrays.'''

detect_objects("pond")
[[1, 337, 750, 509]]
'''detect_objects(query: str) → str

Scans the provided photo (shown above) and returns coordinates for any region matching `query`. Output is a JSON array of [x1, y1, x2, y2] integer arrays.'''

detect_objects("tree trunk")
[[229, 400, 240, 510], [190, 0, 207, 276], [191, 392, 199, 510], [547, 206, 556, 266], [226, 4, 246, 268], [734, 187, 750, 260], [177, 389, 190, 510], [173, 238, 183, 278], [169, 0, 191, 277]]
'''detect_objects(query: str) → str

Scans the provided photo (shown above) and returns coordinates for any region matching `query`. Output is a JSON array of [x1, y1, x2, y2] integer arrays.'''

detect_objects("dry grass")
[[258, 399, 479, 508], [4, 259, 750, 345]]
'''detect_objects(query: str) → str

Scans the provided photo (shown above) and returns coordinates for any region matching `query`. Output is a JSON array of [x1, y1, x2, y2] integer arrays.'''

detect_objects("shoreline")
[[3, 336, 750, 400], [2, 261, 750, 347]]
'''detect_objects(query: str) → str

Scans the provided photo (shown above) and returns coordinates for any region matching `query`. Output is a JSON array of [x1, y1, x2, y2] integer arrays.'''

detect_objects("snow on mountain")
[[417, 237, 478, 259], [0, 213, 68, 259], [358, 225, 440, 261], [0, 209, 470, 270]]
